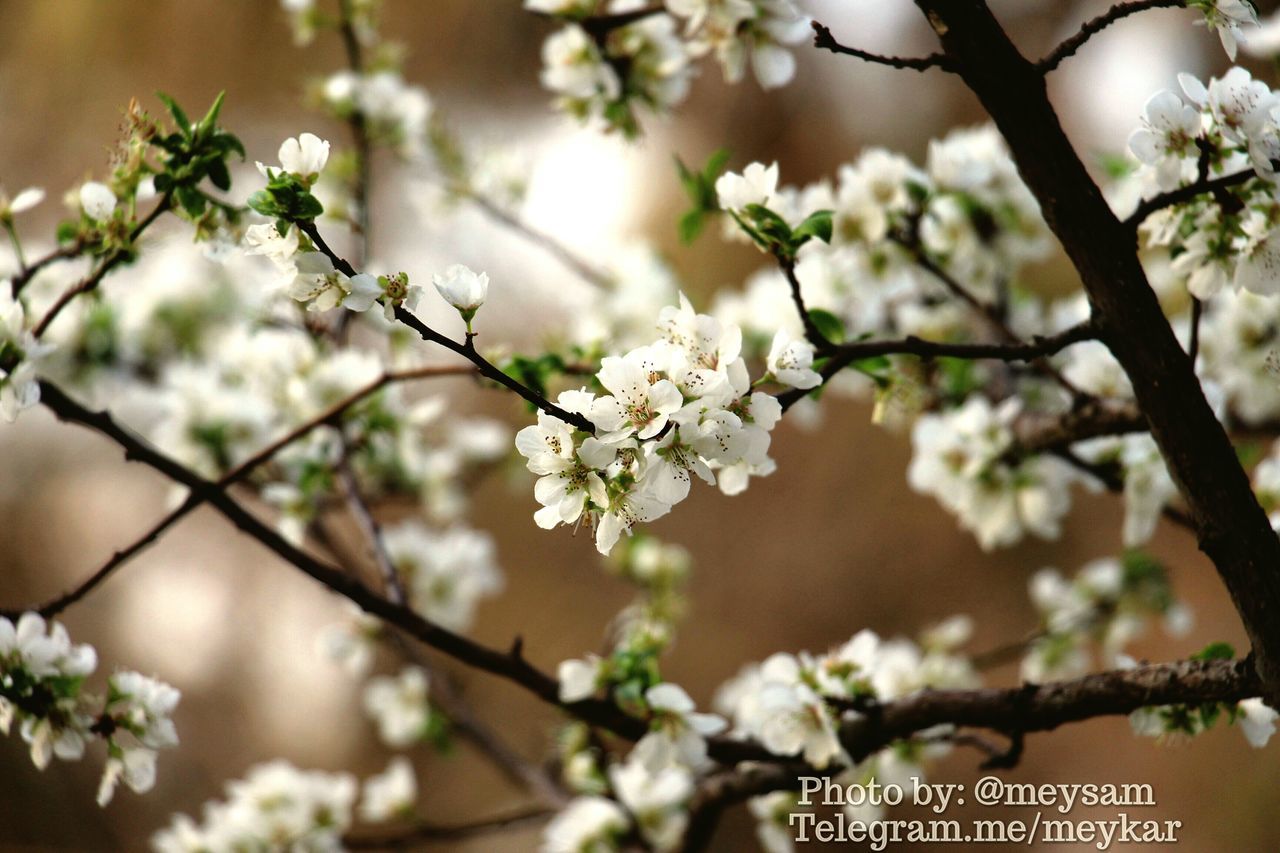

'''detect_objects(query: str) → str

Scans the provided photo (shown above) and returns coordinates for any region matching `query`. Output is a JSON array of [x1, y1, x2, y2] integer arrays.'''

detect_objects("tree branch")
[[345, 805, 553, 849], [0, 365, 473, 620], [1039, 0, 1187, 72], [32, 194, 173, 338], [465, 192, 613, 290], [914, 0, 1280, 704], [839, 657, 1258, 759], [811, 21, 956, 73], [1124, 168, 1259, 231], [8, 241, 85, 298], [775, 321, 1096, 412], [33, 380, 776, 767], [296, 220, 596, 433], [776, 252, 835, 352], [680, 657, 1260, 842]]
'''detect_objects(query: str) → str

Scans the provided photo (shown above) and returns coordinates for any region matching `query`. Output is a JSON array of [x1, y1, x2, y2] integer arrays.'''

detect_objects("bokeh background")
[[2, 0, 1279, 850]]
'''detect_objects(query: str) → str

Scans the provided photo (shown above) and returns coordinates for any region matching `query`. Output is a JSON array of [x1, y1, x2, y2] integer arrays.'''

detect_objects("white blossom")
[[715, 161, 779, 213], [363, 666, 431, 748], [79, 181, 117, 222], [359, 757, 417, 823], [1238, 697, 1279, 747], [542, 796, 628, 853], [765, 328, 821, 389]]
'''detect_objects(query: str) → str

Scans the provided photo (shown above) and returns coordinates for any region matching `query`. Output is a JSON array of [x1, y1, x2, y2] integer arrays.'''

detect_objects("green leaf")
[[1191, 641, 1236, 662], [678, 209, 705, 245], [294, 192, 324, 220], [807, 308, 845, 344], [207, 158, 232, 192], [195, 90, 226, 139], [176, 185, 207, 217], [247, 189, 283, 218], [793, 209, 834, 245], [155, 91, 191, 136], [702, 148, 731, 184], [674, 155, 698, 197]]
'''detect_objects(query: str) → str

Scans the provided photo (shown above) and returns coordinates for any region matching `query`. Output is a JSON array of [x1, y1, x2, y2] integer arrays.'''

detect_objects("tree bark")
[[912, 0, 1280, 701]]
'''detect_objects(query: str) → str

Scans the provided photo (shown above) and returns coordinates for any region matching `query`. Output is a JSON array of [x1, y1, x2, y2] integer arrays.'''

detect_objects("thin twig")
[[467, 192, 612, 289], [8, 241, 86, 298], [775, 321, 1096, 411], [298, 220, 596, 432], [1124, 168, 1258, 231], [1053, 447, 1195, 531], [346, 805, 553, 849], [1, 365, 473, 620], [1040, 1, 1187, 72], [777, 252, 835, 352], [811, 21, 956, 73], [33, 194, 173, 338], [334, 446, 569, 804], [332, 0, 372, 343], [33, 380, 787, 762]]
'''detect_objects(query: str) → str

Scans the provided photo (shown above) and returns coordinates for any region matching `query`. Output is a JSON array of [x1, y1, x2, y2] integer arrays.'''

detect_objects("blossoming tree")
[[4, 0, 1280, 849]]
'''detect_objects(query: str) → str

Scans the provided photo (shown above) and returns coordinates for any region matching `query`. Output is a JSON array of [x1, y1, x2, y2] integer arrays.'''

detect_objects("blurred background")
[[2, 0, 1279, 849]]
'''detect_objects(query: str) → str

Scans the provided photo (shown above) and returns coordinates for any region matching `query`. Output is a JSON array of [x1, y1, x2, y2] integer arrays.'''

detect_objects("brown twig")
[[297, 220, 596, 432], [32, 194, 173, 338], [1, 365, 473, 620], [346, 805, 553, 849], [811, 21, 956, 73], [1039, 1, 1188, 72]]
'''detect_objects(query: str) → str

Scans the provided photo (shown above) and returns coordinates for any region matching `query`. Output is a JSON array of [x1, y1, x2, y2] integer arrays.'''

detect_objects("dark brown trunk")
[[914, 0, 1280, 701]]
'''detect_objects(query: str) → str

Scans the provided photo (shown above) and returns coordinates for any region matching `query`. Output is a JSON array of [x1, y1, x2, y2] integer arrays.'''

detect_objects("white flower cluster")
[[363, 665, 432, 749], [714, 622, 977, 770], [1129, 68, 1280, 299], [1020, 556, 1192, 684], [321, 69, 433, 160], [381, 521, 503, 632], [1191, 0, 1259, 60], [1197, 289, 1280, 426], [535, 0, 693, 136], [518, 293, 797, 554], [0, 613, 180, 807], [708, 127, 1050, 372], [666, 0, 809, 90], [1130, 685, 1277, 749], [908, 397, 1080, 550], [0, 291, 49, 422], [151, 760, 356, 852], [529, 0, 806, 134], [708, 621, 976, 843], [548, 681, 724, 852]]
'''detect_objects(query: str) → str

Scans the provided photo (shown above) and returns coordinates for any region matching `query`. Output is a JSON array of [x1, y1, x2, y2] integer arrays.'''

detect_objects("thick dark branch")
[[776, 321, 1096, 412], [811, 21, 956, 73], [1188, 297, 1203, 366], [915, 0, 1280, 703], [1124, 168, 1259, 231], [839, 658, 1258, 760], [683, 657, 1260, 833], [2, 366, 473, 620], [296, 220, 596, 432], [346, 805, 552, 849], [1012, 397, 1146, 453], [1039, 0, 1187, 72], [34, 381, 775, 766]]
